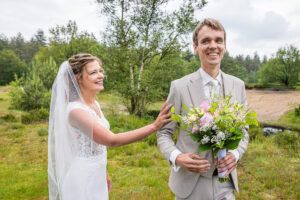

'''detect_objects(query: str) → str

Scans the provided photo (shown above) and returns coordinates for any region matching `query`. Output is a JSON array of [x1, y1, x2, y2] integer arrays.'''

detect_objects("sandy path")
[[246, 89, 300, 122]]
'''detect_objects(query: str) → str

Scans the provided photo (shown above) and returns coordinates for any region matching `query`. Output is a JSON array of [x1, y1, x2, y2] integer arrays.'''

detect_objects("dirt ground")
[[246, 89, 300, 122]]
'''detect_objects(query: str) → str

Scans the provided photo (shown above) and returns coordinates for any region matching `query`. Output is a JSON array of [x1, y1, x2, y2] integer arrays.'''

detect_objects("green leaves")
[[171, 106, 175, 114], [198, 144, 211, 153], [182, 105, 188, 111], [224, 139, 240, 150], [171, 113, 182, 122], [246, 111, 259, 126]]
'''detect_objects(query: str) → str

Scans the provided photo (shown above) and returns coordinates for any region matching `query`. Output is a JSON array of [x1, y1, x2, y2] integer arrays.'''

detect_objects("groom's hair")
[[68, 53, 102, 79], [193, 18, 226, 47]]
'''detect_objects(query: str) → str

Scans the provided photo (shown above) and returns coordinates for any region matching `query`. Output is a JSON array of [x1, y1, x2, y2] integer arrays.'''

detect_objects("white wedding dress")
[[61, 101, 110, 200]]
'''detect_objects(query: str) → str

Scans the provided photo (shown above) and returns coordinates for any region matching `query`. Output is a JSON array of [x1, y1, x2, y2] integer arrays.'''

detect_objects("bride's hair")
[[68, 53, 102, 79]]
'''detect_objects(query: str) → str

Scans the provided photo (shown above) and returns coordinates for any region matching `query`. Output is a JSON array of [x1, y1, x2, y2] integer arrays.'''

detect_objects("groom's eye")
[[202, 39, 209, 44]]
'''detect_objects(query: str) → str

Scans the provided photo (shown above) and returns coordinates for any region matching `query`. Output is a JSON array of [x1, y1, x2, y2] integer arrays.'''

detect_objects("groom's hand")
[[175, 153, 210, 174], [214, 152, 237, 177]]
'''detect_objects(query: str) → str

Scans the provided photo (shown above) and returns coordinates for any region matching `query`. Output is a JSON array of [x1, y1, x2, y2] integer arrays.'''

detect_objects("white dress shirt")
[[169, 68, 240, 172]]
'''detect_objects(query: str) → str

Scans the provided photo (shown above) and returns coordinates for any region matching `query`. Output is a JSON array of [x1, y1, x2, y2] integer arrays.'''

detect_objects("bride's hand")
[[152, 102, 173, 131]]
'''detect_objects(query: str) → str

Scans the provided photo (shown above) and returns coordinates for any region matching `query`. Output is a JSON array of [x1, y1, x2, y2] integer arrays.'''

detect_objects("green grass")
[[236, 135, 299, 199], [267, 109, 300, 131], [0, 90, 299, 199]]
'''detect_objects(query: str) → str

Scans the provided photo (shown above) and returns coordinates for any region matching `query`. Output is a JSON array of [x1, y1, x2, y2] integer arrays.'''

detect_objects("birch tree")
[[97, 0, 207, 115]]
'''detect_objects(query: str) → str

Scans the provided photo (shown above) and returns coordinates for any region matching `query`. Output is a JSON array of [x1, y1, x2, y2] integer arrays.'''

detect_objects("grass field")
[[0, 91, 299, 200]]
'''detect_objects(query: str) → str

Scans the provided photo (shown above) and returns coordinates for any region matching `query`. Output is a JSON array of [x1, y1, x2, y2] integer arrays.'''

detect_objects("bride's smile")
[[78, 60, 105, 94]]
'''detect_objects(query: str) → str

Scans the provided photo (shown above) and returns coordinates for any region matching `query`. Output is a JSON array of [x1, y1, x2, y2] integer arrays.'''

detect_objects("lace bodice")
[[67, 101, 110, 159]]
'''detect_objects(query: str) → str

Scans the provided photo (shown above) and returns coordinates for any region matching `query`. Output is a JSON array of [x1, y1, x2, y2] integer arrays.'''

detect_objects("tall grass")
[[0, 90, 299, 199]]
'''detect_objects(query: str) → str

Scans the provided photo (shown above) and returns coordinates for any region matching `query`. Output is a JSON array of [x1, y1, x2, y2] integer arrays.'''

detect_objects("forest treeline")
[[0, 0, 299, 115]]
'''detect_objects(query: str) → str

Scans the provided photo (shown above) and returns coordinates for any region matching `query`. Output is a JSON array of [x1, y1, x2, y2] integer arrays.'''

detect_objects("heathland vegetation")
[[0, 0, 299, 199], [0, 89, 299, 199]]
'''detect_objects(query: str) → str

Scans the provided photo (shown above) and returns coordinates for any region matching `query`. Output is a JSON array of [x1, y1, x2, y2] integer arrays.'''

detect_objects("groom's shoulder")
[[223, 72, 245, 86], [171, 71, 198, 87]]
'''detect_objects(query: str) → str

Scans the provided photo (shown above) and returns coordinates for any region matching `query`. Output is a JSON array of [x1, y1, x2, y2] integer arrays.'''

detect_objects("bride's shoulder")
[[67, 101, 89, 113]]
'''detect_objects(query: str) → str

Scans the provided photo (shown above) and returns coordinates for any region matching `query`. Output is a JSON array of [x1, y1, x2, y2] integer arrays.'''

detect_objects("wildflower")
[[200, 113, 213, 126], [192, 124, 199, 133], [201, 135, 210, 144], [200, 101, 210, 112]]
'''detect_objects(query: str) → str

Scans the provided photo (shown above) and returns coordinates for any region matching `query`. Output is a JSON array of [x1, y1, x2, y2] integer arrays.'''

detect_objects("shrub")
[[0, 113, 18, 122], [295, 105, 300, 116], [144, 109, 160, 120], [37, 128, 48, 136], [274, 131, 300, 153], [8, 124, 24, 130], [21, 108, 49, 124], [9, 57, 57, 111], [248, 125, 263, 140]]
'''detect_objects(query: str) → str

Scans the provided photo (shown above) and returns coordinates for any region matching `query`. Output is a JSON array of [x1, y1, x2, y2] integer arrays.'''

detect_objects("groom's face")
[[193, 25, 226, 69]]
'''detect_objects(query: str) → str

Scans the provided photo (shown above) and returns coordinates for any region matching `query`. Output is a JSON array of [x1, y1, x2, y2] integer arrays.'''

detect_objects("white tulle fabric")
[[48, 61, 109, 200]]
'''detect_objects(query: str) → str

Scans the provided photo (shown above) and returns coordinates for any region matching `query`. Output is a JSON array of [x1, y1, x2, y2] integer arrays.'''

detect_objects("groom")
[[157, 18, 249, 200]]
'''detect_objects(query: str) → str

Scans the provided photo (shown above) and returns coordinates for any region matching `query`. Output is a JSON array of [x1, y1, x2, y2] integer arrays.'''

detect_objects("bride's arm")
[[69, 102, 172, 147]]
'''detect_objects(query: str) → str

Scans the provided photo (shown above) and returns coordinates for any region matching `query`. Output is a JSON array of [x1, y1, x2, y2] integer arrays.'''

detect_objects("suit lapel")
[[221, 71, 233, 97], [187, 69, 206, 107]]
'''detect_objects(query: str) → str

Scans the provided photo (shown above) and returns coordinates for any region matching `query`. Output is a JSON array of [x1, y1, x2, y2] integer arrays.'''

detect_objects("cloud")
[[0, 0, 102, 40], [1, 0, 299, 58], [196, 0, 300, 57]]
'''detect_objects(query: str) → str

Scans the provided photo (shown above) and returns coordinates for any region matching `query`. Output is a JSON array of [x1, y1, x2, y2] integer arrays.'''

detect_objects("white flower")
[[212, 123, 218, 130], [201, 135, 210, 144], [188, 113, 197, 122], [217, 131, 225, 141], [182, 116, 190, 124], [211, 135, 217, 143]]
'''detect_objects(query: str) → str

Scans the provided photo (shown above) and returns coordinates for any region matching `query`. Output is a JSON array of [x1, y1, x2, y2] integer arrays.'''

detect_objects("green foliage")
[[144, 109, 160, 120], [36, 21, 103, 65], [247, 71, 259, 83], [97, 0, 207, 115], [0, 113, 18, 122], [9, 56, 56, 111], [273, 131, 299, 154], [29, 56, 58, 90], [221, 52, 247, 81], [0, 49, 26, 85], [248, 125, 264, 140], [107, 114, 151, 133], [245, 111, 259, 126], [0, 91, 299, 200], [259, 45, 300, 86], [21, 108, 49, 124], [37, 128, 48, 136], [295, 105, 300, 116]]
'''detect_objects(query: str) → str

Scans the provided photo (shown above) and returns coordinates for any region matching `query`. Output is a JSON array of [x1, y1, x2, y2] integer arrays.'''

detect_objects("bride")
[[48, 53, 172, 200]]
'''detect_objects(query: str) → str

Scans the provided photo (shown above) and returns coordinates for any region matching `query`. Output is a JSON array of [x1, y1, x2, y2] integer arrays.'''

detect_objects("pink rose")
[[200, 113, 213, 126], [200, 101, 210, 112]]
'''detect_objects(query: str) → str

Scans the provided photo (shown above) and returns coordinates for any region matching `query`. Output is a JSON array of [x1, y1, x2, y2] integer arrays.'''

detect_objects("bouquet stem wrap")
[[217, 148, 229, 182]]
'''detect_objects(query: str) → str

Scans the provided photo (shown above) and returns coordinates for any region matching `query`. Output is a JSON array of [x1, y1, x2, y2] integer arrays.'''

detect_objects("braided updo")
[[68, 53, 102, 79]]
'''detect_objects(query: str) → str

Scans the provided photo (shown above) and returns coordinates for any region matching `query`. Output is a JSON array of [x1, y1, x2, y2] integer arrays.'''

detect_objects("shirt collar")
[[199, 67, 222, 86]]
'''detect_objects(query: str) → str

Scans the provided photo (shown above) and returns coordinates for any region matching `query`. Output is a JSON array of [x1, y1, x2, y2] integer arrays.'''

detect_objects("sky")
[[0, 0, 299, 59]]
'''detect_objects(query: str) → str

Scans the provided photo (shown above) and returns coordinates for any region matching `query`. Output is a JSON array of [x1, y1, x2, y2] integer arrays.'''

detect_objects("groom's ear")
[[193, 43, 198, 54]]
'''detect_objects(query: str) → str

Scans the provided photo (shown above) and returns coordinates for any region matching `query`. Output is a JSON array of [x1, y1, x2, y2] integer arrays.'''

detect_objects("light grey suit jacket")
[[157, 68, 249, 199]]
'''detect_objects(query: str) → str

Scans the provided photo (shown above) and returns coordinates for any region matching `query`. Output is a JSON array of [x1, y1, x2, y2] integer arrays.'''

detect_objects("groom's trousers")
[[175, 175, 235, 200]]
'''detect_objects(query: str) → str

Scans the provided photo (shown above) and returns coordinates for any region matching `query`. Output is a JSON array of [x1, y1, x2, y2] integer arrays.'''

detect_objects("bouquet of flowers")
[[171, 95, 258, 182]]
